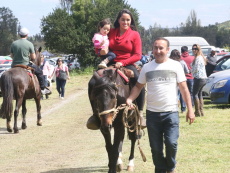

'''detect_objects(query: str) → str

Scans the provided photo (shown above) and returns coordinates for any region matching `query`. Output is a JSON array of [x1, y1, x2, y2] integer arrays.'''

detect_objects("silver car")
[[202, 69, 230, 99]]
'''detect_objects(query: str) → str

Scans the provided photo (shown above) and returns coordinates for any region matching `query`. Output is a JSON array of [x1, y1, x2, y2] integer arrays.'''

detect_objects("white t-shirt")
[[138, 58, 186, 112]]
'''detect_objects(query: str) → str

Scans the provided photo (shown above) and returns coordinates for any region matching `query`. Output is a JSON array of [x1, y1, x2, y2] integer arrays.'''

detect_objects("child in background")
[[92, 18, 116, 69]]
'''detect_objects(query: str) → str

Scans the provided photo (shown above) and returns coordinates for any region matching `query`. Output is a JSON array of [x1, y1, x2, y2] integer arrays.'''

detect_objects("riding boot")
[[200, 98, 204, 116], [138, 110, 146, 129], [194, 98, 201, 117], [86, 100, 100, 130]]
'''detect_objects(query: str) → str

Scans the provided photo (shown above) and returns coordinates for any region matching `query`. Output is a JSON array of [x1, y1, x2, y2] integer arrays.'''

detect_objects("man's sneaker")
[[61, 97, 64, 99], [98, 61, 107, 69], [41, 88, 51, 95], [59, 94, 61, 98]]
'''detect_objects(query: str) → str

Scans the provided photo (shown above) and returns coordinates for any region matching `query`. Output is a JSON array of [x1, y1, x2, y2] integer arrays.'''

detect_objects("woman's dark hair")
[[169, 49, 181, 62], [56, 58, 64, 66], [97, 18, 112, 32], [114, 9, 137, 31]]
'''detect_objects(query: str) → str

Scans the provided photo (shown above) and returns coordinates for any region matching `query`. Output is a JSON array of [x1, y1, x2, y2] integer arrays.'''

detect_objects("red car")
[[0, 60, 12, 64]]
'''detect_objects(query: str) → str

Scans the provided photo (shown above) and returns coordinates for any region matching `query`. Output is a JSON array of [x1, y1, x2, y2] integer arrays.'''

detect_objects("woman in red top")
[[87, 9, 146, 130]]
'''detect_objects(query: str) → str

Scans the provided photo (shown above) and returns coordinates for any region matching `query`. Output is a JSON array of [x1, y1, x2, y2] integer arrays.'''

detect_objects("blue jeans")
[[146, 110, 179, 173], [180, 79, 194, 112], [101, 51, 116, 62], [41, 75, 48, 99], [56, 77, 66, 97]]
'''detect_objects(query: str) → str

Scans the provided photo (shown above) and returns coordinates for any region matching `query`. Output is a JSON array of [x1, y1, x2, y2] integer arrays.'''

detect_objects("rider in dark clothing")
[[10, 27, 51, 95]]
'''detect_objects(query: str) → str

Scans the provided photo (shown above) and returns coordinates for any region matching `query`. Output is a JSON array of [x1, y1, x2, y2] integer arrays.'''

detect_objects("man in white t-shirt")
[[126, 37, 195, 173]]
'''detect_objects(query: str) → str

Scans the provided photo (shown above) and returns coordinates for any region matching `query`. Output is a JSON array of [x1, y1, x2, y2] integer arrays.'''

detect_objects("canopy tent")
[[41, 50, 54, 57]]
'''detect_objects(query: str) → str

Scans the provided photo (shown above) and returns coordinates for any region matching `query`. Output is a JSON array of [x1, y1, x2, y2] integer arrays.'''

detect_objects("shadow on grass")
[[41, 166, 108, 173], [204, 100, 230, 109]]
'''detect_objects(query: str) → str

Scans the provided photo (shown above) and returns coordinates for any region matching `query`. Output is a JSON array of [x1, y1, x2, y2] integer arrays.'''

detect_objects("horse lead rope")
[[99, 103, 146, 162]]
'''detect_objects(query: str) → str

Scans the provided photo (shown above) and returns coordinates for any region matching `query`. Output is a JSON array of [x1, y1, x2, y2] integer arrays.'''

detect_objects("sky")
[[1, 0, 230, 36]]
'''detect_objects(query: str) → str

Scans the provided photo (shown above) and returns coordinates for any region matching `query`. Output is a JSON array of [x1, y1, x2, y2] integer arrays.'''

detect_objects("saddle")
[[98, 66, 134, 84], [12, 64, 35, 77]]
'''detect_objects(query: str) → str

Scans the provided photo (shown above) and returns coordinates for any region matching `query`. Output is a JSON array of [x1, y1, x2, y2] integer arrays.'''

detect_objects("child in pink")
[[92, 18, 116, 68]]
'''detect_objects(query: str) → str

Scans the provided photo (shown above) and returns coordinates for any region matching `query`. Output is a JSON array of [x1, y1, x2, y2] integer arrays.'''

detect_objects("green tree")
[[41, 8, 79, 54], [0, 7, 18, 55]]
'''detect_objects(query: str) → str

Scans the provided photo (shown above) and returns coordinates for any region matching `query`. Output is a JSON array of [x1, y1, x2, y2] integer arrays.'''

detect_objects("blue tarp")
[[41, 50, 54, 57]]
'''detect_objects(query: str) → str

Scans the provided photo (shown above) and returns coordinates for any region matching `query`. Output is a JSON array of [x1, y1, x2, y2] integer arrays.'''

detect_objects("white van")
[[164, 37, 210, 56]]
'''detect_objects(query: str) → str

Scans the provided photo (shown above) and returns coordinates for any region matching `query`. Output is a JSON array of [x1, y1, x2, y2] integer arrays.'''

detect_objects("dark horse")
[[91, 68, 139, 173], [0, 47, 42, 133]]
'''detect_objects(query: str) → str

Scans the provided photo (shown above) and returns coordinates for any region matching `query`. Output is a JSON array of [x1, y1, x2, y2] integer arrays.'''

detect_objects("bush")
[[69, 66, 96, 76]]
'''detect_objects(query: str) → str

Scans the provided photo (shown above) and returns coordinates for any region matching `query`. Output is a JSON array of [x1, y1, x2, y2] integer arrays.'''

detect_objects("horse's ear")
[[38, 47, 42, 52], [112, 69, 118, 82], [93, 71, 101, 80]]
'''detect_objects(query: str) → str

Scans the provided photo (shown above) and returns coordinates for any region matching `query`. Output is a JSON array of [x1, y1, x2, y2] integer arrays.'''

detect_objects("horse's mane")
[[91, 76, 118, 99]]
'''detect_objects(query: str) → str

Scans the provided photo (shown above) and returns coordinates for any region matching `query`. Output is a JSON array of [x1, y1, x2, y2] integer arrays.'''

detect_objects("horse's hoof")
[[21, 123, 27, 129], [14, 129, 19, 133], [116, 163, 123, 172], [127, 165, 134, 172], [7, 128, 13, 133], [37, 120, 42, 126]]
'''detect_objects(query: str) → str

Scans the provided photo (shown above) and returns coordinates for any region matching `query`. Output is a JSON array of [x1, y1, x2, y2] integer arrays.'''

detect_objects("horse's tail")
[[0, 72, 14, 119]]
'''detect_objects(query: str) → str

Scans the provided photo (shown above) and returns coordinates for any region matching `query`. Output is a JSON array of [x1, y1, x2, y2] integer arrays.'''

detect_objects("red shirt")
[[108, 27, 142, 66], [181, 52, 195, 79]]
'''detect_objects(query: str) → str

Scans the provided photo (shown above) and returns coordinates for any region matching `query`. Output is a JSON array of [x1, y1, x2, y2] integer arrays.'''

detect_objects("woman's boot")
[[200, 98, 204, 116], [86, 100, 100, 130], [139, 110, 146, 129], [194, 98, 201, 117]]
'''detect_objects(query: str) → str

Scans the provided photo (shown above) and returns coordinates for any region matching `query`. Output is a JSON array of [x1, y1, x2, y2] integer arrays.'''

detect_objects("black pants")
[[88, 64, 145, 111], [27, 63, 45, 90], [193, 78, 207, 100]]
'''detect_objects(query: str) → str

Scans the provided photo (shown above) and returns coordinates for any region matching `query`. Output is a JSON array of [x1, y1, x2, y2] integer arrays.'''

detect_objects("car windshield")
[[201, 48, 209, 56], [215, 58, 230, 71]]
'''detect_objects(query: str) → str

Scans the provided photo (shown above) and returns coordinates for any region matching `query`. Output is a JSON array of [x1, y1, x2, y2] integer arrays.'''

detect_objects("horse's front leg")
[[13, 98, 23, 133], [109, 125, 125, 173], [127, 131, 137, 172], [21, 99, 27, 129], [101, 130, 112, 169], [34, 95, 42, 126]]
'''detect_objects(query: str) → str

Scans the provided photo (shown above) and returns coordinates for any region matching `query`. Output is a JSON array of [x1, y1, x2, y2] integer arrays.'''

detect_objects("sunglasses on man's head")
[[58, 60, 62, 62], [192, 48, 198, 50]]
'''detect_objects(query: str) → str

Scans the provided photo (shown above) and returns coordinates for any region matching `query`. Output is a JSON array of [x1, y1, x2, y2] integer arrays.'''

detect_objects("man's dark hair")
[[20, 35, 27, 38], [154, 37, 170, 48], [114, 9, 137, 31], [181, 46, 188, 53]]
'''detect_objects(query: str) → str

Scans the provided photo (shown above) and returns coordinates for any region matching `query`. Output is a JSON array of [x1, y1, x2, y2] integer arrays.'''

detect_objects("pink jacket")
[[42, 61, 51, 76]]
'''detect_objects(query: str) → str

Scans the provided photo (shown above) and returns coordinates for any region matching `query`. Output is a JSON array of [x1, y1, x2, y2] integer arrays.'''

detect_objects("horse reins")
[[97, 90, 146, 162]]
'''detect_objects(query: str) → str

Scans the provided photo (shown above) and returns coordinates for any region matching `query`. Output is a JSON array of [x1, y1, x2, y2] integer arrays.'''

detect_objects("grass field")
[[0, 74, 229, 173]]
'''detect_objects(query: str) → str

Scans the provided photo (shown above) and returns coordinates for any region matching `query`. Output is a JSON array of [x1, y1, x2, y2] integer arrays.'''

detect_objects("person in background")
[[191, 44, 207, 117], [169, 49, 189, 111], [180, 46, 195, 113], [53, 58, 70, 99], [205, 47, 217, 77], [10, 27, 51, 95], [40, 54, 51, 100], [126, 37, 195, 173], [140, 53, 147, 65]]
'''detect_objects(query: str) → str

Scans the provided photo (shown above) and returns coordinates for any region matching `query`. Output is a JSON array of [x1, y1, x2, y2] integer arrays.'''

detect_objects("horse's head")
[[34, 47, 42, 67], [91, 69, 118, 134]]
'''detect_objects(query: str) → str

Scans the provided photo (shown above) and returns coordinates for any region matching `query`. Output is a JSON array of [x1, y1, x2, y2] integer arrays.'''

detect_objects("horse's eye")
[[111, 94, 115, 99]]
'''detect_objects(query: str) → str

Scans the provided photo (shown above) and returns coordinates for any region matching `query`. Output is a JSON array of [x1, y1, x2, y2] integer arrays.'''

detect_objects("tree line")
[[0, 2, 230, 66]]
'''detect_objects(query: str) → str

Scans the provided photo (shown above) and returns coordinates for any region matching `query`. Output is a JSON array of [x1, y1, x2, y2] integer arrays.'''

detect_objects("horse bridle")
[[96, 83, 119, 122]]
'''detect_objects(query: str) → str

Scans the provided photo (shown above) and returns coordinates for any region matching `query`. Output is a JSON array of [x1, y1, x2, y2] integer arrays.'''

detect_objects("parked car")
[[0, 56, 12, 64], [213, 54, 230, 73], [69, 59, 80, 69], [216, 52, 229, 61], [202, 69, 230, 99], [0, 64, 12, 95]]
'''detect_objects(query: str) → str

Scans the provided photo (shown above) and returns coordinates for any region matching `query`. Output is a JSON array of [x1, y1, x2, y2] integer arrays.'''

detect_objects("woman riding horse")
[[87, 9, 146, 130]]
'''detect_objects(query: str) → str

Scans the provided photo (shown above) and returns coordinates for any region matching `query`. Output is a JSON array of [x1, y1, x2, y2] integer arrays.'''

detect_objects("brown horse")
[[91, 68, 139, 173], [0, 47, 42, 133]]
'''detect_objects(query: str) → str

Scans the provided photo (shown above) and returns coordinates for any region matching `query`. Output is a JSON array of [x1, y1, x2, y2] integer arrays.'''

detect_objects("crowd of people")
[[10, 8, 219, 173]]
